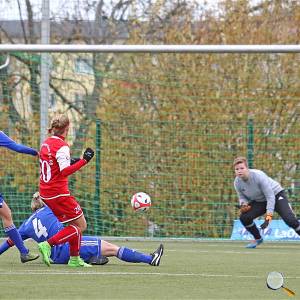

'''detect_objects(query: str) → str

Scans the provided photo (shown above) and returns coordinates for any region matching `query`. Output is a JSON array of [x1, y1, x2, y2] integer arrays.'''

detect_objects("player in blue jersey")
[[0, 130, 39, 263], [0, 192, 164, 266]]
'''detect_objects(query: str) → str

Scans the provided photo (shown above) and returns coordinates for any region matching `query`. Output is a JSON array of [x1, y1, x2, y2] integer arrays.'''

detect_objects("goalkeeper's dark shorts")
[[240, 190, 299, 230]]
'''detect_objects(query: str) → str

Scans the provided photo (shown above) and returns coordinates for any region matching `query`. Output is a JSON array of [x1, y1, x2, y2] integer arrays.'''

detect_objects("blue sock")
[[117, 247, 152, 264], [0, 240, 11, 255], [4, 225, 28, 255]]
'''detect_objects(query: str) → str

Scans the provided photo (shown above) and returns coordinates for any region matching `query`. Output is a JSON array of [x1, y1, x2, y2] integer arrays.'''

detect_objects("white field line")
[[137, 248, 297, 255], [166, 249, 296, 255], [0, 271, 299, 279]]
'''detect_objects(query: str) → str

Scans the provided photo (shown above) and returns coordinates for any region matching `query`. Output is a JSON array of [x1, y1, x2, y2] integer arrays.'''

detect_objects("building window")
[[75, 58, 93, 75]]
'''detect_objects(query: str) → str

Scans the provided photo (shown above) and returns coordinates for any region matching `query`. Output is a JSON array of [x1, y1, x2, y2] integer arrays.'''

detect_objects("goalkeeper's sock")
[[4, 224, 28, 255], [117, 247, 152, 264], [245, 223, 261, 240]]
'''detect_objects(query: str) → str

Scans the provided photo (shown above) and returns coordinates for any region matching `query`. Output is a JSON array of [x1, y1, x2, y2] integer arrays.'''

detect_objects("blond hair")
[[31, 192, 45, 211], [48, 114, 70, 136], [233, 156, 248, 168]]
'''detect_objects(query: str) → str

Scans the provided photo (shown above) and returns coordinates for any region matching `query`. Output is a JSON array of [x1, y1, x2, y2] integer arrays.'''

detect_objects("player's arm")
[[57, 146, 94, 177], [70, 157, 80, 165], [258, 173, 275, 214], [234, 180, 251, 213], [60, 159, 87, 177], [258, 173, 275, 229], [0, 131, 38, 156], [234, 180, 248, 206]]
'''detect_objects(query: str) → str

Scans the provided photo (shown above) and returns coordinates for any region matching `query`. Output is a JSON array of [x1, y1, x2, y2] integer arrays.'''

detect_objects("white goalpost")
[[0, 44, 300, 53], [0, 54, 10, 70]]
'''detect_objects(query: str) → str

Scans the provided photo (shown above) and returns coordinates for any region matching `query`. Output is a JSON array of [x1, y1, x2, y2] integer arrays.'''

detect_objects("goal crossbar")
[[0, 44, 300, 53]]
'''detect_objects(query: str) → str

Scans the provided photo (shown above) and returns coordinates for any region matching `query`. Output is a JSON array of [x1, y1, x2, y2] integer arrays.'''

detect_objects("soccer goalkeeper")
[[233, 156, 300, 248], [0, 192, 163, 267]]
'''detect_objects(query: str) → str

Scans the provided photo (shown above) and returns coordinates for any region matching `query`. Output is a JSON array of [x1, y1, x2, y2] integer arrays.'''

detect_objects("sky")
[[0, 0, 265, 22], [0, 0, 225, 21]]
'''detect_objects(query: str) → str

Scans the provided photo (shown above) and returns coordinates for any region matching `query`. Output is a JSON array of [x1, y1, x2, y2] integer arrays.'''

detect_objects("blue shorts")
[[51, 236, 101, 264]]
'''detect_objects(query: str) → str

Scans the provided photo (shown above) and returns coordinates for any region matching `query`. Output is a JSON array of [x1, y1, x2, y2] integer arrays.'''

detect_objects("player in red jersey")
[[38, 114, 94, 267]]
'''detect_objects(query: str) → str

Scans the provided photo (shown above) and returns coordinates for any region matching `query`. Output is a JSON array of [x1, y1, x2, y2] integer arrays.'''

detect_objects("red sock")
[[48, 225, 81, 256], [69, 226, 82, 256]]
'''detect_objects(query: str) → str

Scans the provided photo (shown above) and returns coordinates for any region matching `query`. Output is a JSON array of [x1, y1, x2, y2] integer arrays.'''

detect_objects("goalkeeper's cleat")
[[20, 251, 39, 263], [246, 238, 263, 249], [150, 244, 164, 266], [38, 241, 51, 267], [68, 256, 92, 268], [88, 255, 109, 265]]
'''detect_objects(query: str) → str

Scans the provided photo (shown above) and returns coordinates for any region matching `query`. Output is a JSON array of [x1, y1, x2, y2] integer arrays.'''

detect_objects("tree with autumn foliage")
[[0, 0, 299, 237]]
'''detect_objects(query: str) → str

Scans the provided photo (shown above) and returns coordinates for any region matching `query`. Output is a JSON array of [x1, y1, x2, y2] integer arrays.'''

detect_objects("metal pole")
[[247, 118, 254, 168], [94, 119, 102, 235], [40, 0, 50, 144]]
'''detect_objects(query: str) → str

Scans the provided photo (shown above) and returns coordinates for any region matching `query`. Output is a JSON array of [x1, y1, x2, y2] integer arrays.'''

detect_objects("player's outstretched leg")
[[38, 241, 51, 267], [68, 256, 92, 268], [20, 251, 40, 263], [150, 244, 164, 266], [246, 238, 263, 249]]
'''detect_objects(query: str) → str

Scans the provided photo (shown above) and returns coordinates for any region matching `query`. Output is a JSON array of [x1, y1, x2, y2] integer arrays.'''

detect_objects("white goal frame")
[[0, 44, 300, 53], [1, 43, 299, 145]]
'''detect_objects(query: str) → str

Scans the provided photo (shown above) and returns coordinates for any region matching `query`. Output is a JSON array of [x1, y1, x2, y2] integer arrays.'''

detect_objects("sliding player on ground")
[[0, 192, 163, 266]]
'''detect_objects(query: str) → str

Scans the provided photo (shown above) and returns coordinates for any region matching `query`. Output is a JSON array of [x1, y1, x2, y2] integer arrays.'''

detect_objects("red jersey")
[[39, 136, 71, 199]]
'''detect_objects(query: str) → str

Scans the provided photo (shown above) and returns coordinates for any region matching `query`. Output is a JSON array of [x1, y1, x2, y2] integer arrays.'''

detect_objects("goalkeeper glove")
[[239, 204, 251, 214], [260, 213, 273, 229], [83, 147, 94, 163]]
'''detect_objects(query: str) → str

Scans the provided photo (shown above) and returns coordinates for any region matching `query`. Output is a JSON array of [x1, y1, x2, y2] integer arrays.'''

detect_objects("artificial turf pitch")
[[0, 239, 298, 299]]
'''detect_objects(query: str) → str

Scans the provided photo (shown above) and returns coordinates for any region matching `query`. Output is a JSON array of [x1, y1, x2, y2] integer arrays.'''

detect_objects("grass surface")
[[0, 239, 298, 299]]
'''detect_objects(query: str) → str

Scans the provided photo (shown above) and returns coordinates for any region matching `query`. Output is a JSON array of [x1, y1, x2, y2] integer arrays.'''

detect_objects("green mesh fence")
[[0, 52, 299, 238]]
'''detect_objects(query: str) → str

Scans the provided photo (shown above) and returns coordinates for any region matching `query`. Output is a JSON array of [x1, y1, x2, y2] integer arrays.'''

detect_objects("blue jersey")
[[0, 131, 37, 156], [19, 206, 63, 242], [18, 206, 101, 264]]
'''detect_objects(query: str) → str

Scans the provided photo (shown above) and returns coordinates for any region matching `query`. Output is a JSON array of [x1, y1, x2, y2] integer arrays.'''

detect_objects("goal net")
[[0, 49, 299, 238]]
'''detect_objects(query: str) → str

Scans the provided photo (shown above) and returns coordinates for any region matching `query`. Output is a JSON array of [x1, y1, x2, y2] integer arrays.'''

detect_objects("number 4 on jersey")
[[32, 218, 48, 238]]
